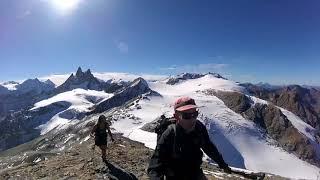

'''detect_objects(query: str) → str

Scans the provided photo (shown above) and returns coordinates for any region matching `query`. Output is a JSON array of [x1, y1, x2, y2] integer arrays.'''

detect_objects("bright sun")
[[50, 0, 81, 14]]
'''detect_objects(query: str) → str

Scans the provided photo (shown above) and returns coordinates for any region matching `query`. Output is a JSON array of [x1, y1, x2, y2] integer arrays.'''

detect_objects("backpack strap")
[[170, 124, 179, 159]]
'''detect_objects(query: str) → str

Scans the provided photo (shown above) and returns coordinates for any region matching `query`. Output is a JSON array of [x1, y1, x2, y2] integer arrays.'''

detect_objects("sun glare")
[[50, 0, 81, 14]]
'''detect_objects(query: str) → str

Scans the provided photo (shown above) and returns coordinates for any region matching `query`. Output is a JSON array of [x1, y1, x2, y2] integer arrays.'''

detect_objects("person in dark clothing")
[[90, 115, 115, 161], [148, 97, 231, 180]]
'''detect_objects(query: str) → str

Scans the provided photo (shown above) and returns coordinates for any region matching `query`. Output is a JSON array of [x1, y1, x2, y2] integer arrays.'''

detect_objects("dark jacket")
[[148, 120, 228, 180]]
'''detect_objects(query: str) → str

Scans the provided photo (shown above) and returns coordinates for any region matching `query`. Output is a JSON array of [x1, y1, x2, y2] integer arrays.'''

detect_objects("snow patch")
[[33, 158, 41, 163], [39, 74, 71, 87], [279, 108, 318, 142], [249, 96, 269, 105], [31, 88, 112, 110], [117, 144, 126, 148], [64, 134, 75, 144], [36, 114, 72, 135], [149, 74, 244, 96], [1, 82, 19, 90], [79, 135, 91, 144]]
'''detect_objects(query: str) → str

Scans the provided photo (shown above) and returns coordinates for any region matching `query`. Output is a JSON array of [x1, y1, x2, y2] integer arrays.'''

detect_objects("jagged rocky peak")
[[56, 67, 103, 92], [74, 67, 95, 80], [75, 67, 83, 76], [44, 79, 55, 87], [74, 67, 93, 78], [22, 78, 41, 84], [85, 68, 92, 75], [114, 77, 152, 95], [91, 77, 160, 114], [130, 77, 149, 88]]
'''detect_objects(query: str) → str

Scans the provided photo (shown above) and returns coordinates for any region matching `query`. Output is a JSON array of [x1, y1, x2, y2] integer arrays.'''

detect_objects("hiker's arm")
[[200, 124, 229, 169], [107, 126, 114, 141], [148, 128, 173, 180]]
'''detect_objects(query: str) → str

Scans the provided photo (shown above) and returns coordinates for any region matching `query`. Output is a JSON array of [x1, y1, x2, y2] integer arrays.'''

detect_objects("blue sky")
[[1, 0, 320, 85]]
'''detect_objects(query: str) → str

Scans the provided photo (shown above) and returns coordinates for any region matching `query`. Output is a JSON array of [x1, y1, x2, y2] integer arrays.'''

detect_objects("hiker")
[[148, 97, 231, 180], [90, 115, 115, 161]]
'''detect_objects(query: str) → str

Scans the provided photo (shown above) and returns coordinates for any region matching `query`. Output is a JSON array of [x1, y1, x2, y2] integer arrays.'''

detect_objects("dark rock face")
[[91, 78, 161, 114], [166, 72, 227, 85], [243, 104, 316, 164], [0, 102, 70, 152], [0, 90, 53, 120], [56, 67, 104, 92], [167, 73, 205, 85], [209, 91, 252, 113], [272, 86, 320, 129], [0, 79, 56, 119], [205, 90, 319, 167], [16, 78, 55, 94], [242, 84, 320, 129], [0, 85, 9, 95], [44, 79, 56, 87], [104, 82, 125, 93]]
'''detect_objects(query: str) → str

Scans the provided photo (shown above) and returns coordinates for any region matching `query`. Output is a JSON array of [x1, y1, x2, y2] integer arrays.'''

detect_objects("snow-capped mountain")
[[15, 78, 55, 94], [39, 71, 167, 87], [0, 88, 112, 151], [0, 79, 56, 121], [0, 70, 320, 179], [1, 81, 19, 90], [166, 72, 227, 85]]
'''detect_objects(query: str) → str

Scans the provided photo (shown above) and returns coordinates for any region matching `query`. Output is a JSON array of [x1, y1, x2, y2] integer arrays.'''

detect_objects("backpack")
[[154, 116, 176, 141]]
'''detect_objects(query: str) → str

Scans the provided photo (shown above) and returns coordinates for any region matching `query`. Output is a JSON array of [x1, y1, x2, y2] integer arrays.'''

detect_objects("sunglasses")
[[181, 111, 199, 120]]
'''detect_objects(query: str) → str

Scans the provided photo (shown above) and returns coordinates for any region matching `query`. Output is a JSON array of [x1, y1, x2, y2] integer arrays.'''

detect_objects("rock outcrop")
[[91, 78, 161, 114]]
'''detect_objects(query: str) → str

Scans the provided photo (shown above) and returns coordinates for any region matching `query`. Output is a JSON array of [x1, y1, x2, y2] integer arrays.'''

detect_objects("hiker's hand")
[[223, 166, 232, 174]]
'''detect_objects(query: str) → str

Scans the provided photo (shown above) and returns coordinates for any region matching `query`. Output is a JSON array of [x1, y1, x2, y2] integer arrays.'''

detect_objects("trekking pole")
[[230, 169, 265, 180], [208, 163, 265, 180], [89, 134, 97, 169]]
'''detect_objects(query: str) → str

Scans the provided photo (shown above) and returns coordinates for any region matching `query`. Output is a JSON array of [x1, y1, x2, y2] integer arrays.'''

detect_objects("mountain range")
[[0, 67, 319, 179]]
